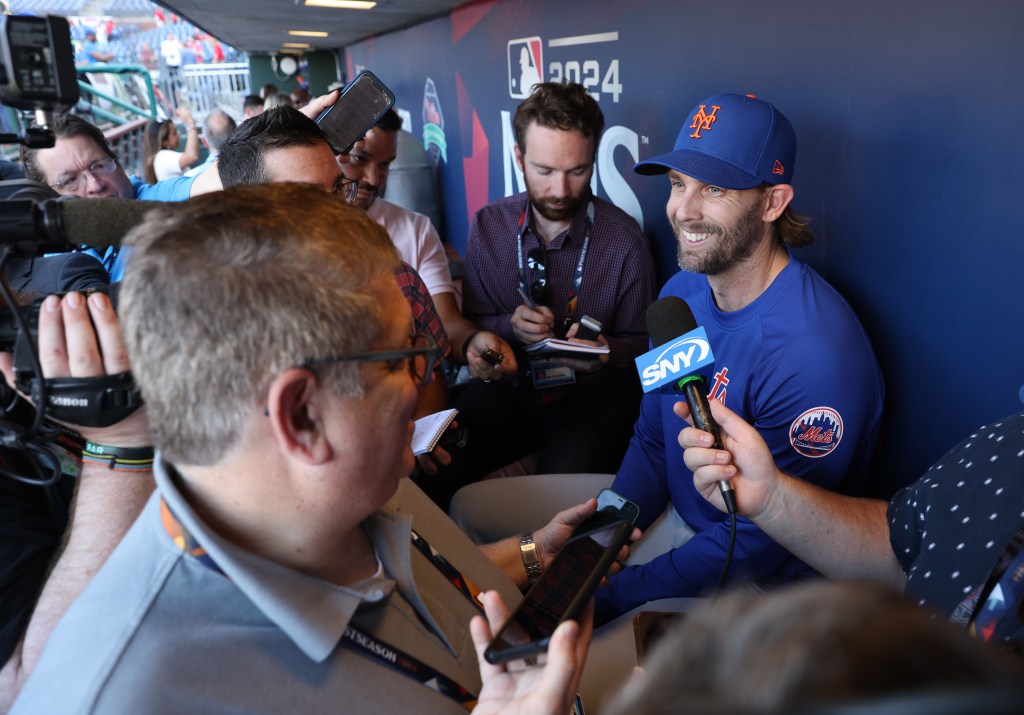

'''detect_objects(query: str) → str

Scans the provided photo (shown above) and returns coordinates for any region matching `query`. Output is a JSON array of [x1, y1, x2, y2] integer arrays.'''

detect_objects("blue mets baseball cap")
[[634, 93, 796, 190]]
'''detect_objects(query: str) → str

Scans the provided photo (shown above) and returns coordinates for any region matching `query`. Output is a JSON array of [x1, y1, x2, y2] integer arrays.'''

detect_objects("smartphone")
[[314, 71, 395, 154], [595, 487, 639, 525], [484, 508, 634, 665], [574, 315, 602, 342]]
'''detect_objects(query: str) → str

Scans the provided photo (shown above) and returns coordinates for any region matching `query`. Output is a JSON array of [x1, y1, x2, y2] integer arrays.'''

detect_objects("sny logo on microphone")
[[635, 327, 715, 394]]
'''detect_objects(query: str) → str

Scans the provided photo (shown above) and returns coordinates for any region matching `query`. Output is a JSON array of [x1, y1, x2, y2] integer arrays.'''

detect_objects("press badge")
[[529, 357, 576, 389]]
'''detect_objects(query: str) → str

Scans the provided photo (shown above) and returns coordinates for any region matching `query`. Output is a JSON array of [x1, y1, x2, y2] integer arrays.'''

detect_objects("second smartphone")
[[314, 70, 395, 154], [483, 489, 639, 665]]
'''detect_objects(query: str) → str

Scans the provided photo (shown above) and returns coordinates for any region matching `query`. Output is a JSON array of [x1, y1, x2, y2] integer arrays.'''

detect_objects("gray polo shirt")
[[11, 460, 520, 714]]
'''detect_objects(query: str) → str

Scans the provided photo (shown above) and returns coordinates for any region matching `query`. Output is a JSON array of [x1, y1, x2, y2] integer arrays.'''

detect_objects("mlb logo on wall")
[[790, 407, 844, 458], [508, 37, 543, 99]]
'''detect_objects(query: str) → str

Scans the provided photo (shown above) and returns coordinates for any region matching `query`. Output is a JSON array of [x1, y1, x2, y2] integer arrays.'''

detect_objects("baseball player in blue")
[[598, 93, 884, 619]]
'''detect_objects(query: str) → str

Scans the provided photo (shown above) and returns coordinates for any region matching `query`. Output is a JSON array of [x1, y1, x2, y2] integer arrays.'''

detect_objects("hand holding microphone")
[[638, 296, 737, 514]]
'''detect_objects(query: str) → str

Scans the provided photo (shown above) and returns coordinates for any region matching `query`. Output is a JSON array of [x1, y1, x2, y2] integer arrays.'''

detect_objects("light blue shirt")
[[82, 175, 195, 281]]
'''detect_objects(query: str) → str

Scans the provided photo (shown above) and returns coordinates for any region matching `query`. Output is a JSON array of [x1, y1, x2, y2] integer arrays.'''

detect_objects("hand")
[[0, 292, 151, 447], [550, 323, 610, 373], [535, 499, 641, 583], [510, 304, 555, 346], [674, 399, 780, 519], [465, 332, 518, 380], [413, 421, 460, 476], [469, 591, 592, 715], [300, 89, 339, 121], [174, 105, 196, 128]]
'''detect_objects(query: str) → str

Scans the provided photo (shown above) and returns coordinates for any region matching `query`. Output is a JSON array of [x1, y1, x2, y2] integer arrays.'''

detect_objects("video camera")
[[0, 16, 139, 455], [0, 282, 141, 429], [0, 14, 78, 147]]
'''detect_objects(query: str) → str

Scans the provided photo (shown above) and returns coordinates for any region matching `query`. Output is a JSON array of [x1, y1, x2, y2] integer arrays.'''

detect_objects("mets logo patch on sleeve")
[[789, 407, 844, 458]]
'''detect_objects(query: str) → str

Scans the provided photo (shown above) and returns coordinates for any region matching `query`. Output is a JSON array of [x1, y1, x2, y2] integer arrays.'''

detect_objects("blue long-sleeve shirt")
[[597, 254, 884, 619]]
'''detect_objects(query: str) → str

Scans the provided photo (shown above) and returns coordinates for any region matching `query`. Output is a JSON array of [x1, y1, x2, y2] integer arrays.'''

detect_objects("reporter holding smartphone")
[[7, 184, 633, 715]]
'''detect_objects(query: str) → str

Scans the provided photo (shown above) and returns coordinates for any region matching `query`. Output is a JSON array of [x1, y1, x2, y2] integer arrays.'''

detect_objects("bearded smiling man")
[[584, 93, 887, 620], [445, 93, 885, 622]]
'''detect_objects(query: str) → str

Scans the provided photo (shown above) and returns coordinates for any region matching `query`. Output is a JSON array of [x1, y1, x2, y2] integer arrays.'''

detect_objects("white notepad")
[[412, 408, 458, 455]]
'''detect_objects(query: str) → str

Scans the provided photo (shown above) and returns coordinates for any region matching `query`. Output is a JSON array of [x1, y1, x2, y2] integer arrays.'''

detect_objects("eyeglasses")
[[525, 245, 552, 306], [302, 333, 441, 386], [333, 176, 359, 205], [50, 157, 118, 192]]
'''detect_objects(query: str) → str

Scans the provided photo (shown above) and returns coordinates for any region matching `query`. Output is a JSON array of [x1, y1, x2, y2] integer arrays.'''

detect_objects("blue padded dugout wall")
[[345, 0, 1024, 496]]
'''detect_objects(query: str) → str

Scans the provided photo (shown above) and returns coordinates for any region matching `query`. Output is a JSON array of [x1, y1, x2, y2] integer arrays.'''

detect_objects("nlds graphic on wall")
[[346, 0, 1024, 499], [502, 31, 640, 227]]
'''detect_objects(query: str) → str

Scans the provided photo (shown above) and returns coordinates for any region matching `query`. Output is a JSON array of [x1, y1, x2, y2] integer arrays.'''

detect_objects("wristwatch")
[[519, 534, 543, 585]]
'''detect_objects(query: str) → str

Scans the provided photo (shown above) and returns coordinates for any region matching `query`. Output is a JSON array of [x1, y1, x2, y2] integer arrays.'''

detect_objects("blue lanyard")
[[516, 199, 594, 330]]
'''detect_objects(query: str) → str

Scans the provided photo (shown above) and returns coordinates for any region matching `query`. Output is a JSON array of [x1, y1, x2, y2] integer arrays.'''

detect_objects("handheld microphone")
[[0, 197, 163, 255], [641, 296, 737, 514]]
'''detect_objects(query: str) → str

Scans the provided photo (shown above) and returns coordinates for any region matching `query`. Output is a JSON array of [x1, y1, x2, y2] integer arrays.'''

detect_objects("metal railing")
[[177, 62, 250, 120], [105, 117, 150, 179], [76, 63, 161, 125]]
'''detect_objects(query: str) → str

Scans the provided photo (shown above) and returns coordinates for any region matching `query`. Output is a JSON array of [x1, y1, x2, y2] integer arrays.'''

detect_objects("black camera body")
[[0, 284, 142, 428], [0, 15, 78, 112]]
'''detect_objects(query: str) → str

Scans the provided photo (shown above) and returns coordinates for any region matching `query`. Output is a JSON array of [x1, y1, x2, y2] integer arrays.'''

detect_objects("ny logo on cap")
[[689, 104, 720, 138]]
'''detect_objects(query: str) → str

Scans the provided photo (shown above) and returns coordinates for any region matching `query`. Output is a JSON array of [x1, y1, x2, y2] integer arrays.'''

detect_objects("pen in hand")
[[518, 284, 536, 310], [517, 285, 555, 338]]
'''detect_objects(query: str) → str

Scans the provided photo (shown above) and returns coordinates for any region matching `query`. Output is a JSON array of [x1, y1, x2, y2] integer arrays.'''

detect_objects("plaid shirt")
[[462, 193, 655, 367], [395, 262, 450, 359]]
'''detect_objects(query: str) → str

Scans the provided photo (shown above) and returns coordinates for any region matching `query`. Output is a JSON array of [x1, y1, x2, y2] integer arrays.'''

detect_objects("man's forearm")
[[0, 465, 154, 709], [758, 474, 905, 587], [433, 292, 482, 364], [481, 529, 548, 591]]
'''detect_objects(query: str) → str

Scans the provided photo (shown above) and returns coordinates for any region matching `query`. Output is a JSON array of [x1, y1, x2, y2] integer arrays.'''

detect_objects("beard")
[[524, 176, 588, 223], [353, 180, 379, 210], [673, 202, 764, 275]]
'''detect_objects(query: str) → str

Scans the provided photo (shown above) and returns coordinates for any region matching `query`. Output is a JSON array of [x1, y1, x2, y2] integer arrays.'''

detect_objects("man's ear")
[[514, 143, 525, 173], [265, 368, 333, 465], [762, 184, 795, 223]]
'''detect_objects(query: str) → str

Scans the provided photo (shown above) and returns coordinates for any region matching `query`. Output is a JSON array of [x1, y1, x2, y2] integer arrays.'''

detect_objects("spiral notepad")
[[412, 408, 458, 455]]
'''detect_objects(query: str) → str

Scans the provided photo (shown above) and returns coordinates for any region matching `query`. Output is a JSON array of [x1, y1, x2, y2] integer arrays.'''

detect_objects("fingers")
[[511, 305, 555, 342], [475, 590, 511, 679], [530, 618, 580, 708], [34, 292, 130, 382], [470, 609, 502, 680], [300, 89, 339, 120], [36, 294, 74, 378], [87, 293, 131, 375], [556, 497, 598, 528], [466, 332, 511, 380], [415, 452, 438, 476], [480, 589, 512, 633], [60, 292, 105, 377]]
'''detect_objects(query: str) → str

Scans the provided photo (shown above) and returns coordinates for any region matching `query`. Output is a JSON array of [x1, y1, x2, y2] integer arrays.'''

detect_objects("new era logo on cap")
[[635, 93, 796, 190]]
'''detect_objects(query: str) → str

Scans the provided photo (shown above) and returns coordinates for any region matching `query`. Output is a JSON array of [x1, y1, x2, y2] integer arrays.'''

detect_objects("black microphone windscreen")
[[646, 296, 699, 347], [58, 198, 164, 248]]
